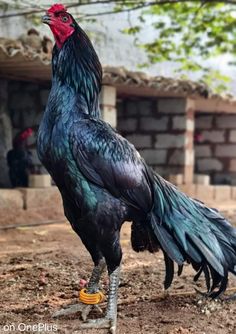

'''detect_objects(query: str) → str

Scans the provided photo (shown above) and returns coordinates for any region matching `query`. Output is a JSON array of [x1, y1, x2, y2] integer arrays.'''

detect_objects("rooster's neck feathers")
[[52, 26, 102, 118]]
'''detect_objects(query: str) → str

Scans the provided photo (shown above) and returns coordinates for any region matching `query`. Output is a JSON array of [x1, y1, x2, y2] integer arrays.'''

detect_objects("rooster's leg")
[[52, 258, 106, 319], [79, 265, 120, 334], [87, 257, 106, 293]]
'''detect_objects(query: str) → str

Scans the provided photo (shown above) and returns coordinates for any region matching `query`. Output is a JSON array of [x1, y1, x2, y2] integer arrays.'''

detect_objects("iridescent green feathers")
[[150, 174, 236, 296], [51, 24, 102, 118]]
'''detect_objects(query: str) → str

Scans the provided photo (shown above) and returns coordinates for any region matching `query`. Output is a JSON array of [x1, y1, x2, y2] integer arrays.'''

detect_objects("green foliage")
[[3, 0, 236, 92], [118, 0, 236, 92], [28, 14, 41, 26], [201, 69, 231, 94]]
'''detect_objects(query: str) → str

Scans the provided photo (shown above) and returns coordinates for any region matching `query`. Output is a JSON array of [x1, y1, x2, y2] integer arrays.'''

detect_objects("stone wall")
[[0, 80, 12, 187], [0, 80, 51, 187], [7, 80, 50, 174], [6, 83, 195, 183], [117, 97, 194, 182], [3, 78, 236, 190], [8, 81, 49, 127], [1, 184, 235, 229], [195, 113, 236, 184], [0, 187, 64, 226]]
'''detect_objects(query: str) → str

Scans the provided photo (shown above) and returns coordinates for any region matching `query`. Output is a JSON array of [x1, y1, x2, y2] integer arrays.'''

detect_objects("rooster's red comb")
[[47, 4, 67, 14], [20, 128, 33, 141]]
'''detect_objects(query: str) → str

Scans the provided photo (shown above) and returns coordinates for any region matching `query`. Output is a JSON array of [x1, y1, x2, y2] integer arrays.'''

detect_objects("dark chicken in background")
[[7, 128, 33, 187], [38, 4, 236, 333]]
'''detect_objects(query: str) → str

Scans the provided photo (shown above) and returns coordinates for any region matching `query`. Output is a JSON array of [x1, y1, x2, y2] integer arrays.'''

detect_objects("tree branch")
[[0, 0, 236, 19], [0, 0, 115, 19], [80, 0, 212, 18]]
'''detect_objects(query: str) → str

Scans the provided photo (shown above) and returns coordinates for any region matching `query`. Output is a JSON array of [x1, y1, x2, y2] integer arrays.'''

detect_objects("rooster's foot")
[[52, 303, 103, 321], [79, 317, 116, 334], [194, 288, 210, 298]]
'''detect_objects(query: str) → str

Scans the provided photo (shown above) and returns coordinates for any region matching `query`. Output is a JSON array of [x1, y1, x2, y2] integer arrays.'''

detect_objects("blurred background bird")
[[7, 127, 33, 187], [38, 4, 236, 333]]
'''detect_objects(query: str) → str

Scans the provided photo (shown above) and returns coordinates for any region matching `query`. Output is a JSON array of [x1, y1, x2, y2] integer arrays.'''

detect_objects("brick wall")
[[0, 80, 12, 187], [195, 113, 236, 184], [7, 80, 50, 174], [8, 81, 49, 132], [4, 82, 194, 185], [117, 97, 193, 180]]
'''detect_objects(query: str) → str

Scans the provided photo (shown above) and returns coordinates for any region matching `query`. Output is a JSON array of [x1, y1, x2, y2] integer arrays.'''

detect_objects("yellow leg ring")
[[79, 288, 105, 305]]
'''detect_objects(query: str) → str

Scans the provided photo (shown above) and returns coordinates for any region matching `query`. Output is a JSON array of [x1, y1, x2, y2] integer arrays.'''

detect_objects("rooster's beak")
[[42, 14, 51, 24]]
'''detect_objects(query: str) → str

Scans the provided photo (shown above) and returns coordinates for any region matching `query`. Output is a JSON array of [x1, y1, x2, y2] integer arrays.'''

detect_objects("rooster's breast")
[[37, 112, 72, 175]]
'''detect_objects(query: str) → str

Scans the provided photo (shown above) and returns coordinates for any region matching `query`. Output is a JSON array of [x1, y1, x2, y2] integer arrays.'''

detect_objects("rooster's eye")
[[61, 15, 69, 22]]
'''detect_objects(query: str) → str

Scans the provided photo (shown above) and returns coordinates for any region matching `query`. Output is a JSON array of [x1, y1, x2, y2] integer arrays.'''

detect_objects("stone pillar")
[[0, 79, 12, 187], [100, 85, 117, 127], [184, 99, 195, 184]]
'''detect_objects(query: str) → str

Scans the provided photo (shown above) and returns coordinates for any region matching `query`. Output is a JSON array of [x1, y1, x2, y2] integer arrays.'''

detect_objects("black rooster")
[[7, 128, 33, 187], [38, 4, 236, 333]]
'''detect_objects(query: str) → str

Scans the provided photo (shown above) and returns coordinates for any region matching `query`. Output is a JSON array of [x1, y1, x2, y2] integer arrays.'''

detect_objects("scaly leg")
[[52, 258, 106, 319], [79, 265, 120, 334], [87, 258, 106, 293]]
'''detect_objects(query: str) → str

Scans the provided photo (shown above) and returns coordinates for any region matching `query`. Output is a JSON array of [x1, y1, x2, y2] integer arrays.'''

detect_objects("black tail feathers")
[[132, 174, 236, 298]]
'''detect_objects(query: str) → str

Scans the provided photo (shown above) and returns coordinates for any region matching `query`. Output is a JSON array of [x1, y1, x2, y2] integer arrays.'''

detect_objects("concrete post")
[[100, 85, 117, 128], [0, 79, 12, 187], [184, 99, 195, 184], [157, 97, 195, 184]]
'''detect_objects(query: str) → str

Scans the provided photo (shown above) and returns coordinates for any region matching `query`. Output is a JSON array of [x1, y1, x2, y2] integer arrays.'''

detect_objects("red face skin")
[[43, 6, 75, 48]]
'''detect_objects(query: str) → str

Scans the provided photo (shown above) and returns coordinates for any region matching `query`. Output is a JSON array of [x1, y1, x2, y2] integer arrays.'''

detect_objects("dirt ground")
[[1, 214, 236, 334]]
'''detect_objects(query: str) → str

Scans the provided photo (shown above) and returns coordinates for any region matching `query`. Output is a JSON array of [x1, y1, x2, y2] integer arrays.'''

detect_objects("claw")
[[52, 303, 103, 320], [52, 303, 85, 318], [160, 289, 170, 299], [82, 304, 103, 321], [79, 317, 116, 333], [194, 287, 209, 298], [54, 263, 119, 334], [81, 305, 93, 321]]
